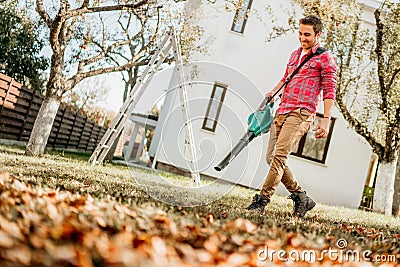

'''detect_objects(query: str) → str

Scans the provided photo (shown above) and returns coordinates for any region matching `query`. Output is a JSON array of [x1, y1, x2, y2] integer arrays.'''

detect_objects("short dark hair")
[[299, 15, 323, 35]]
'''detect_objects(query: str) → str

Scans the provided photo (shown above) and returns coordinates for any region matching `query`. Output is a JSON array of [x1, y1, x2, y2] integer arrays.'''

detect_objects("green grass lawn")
[[0, 144, 399, 266]]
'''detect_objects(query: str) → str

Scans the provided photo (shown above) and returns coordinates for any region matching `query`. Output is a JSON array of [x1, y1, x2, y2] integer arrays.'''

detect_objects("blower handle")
[[257, 96, 272, 111]]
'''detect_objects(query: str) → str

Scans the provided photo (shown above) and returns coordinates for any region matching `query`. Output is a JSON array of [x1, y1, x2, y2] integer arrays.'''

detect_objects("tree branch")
[[78, 39, 132, 70], [108, 50, 131, 62], [60, 0, 70, 13], [345, 22, 360, 68], [66, 49, 147, 88], [397, 105, 400, 125], [81, 0, 90, 8], [36, 0, 52, 25], [118, 10, 145, 45], [374, 8, 388, 108], [67, 1, 149, 20], [336, 67, 365, 101], [336, 54, 345, 96], [138, 7, 161, 57], [388, 68, 400, 90], [105, 53, 124, 67], [64, 17, 80, 44]]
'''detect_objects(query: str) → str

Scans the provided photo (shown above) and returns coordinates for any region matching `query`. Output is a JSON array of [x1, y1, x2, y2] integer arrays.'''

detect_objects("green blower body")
[[247, 102, 275, 136], [214, 101, 274, 171]]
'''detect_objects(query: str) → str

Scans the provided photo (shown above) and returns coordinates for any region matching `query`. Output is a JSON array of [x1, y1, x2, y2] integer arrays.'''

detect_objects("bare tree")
[[25, 0, 162, 156]]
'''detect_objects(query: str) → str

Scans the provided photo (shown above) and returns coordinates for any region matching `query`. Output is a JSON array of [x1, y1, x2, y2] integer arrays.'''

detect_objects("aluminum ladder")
[[88, 28, 201, 186]]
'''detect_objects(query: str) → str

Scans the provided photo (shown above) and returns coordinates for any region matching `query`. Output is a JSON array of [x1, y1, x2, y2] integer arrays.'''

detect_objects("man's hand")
[[265, 81, 285, 102], [265, 91, 275, 102], [313, 118, 330, 138]]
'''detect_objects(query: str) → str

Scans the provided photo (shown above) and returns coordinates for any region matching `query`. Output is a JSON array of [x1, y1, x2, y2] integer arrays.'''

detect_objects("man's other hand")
[[313, 118, 330, 138]]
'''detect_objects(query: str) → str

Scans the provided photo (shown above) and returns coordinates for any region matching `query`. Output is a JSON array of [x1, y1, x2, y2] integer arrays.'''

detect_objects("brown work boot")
[[246, 194, 269, 212], [288, 191, 315, 218]]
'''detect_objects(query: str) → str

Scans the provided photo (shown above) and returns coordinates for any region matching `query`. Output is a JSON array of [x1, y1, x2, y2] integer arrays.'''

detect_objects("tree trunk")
[[392, 154, 400, 216], [25, 95, 60, 156], [373, 156, 398, 215]]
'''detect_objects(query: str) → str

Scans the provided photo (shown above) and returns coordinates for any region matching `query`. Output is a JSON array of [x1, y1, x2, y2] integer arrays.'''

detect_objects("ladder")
[[88, 28, 201, 186]]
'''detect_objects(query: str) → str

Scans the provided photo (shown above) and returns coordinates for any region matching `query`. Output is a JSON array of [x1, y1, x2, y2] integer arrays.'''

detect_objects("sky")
[[98, 66, 174, 114], [98, 73, 125, 113]]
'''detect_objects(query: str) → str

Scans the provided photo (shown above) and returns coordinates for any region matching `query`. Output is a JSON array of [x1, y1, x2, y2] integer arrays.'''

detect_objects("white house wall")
[[153, 0, 374, 209], [154, 61, 269, 188]]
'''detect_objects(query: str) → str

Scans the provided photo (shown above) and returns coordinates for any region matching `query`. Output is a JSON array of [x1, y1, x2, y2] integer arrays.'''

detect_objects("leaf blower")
[[214, 96, 274, 171]]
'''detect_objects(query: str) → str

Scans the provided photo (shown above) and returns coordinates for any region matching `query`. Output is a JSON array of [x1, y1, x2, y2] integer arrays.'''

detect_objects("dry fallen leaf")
[[206, 213, 214, 224], [77, 248, 94, 267], [226, 252, 250, 266], [204, 235, 220, 255], [115, 203, 137, 218], [175, 243, 195, 258], [151, 236, 168, 257], [29, 233, 45, 249], [0, 172, 10, 185], [52, 244, 78, 265], [225, 218, 257, 234], [0, 230, 14, 248], [196, 249, 213, 263], [286, 233, 301, 247], [95, 216, 107, 227], [47, 203, 59, 220], [4, 245, 31, 265], [12, 179, 29, 192], [0, 218, 25, 241]]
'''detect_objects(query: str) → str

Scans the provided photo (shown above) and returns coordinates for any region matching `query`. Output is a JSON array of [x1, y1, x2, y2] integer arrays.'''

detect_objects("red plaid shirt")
[[277, 43, 337, 115]]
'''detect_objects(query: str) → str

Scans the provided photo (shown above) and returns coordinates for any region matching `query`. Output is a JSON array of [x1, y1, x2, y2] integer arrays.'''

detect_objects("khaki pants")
[[261, 108, 313, 201]]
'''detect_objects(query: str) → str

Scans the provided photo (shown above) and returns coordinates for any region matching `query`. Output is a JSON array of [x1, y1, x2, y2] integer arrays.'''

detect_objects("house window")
[[202, 82, 227, 132], [231, 0, 253, 33], [291, 114, 336, 164]]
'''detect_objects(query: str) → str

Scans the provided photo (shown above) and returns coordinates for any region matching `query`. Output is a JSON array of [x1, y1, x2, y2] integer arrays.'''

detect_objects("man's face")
[[298, 24, 321, 51]]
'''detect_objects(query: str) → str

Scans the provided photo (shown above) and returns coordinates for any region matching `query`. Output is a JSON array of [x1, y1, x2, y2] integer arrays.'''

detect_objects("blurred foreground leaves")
[[0, 172, 397, 266]]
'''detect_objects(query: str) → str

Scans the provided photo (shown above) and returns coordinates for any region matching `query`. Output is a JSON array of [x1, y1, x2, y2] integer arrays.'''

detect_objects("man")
[[246, 15, 337, 218]]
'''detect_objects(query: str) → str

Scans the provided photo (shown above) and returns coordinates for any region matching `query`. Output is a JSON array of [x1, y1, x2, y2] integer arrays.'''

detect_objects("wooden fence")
[[0, 73, 107, 152]]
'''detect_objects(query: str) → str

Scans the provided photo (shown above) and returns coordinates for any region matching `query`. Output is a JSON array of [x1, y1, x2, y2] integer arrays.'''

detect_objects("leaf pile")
[[0, 172, 397, 266]]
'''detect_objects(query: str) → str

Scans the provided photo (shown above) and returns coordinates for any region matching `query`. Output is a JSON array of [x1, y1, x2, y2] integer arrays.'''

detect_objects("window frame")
[[202, 82, 228, 133], [231, 0, 253, 34], [291, 113, 336, 164]]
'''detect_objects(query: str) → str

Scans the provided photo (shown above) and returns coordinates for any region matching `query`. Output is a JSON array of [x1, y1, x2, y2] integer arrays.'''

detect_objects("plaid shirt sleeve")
[[320, 51, 337, 100]]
